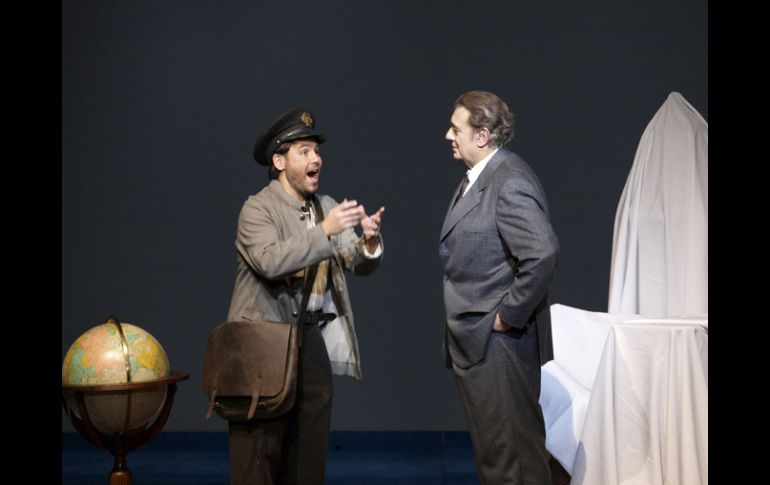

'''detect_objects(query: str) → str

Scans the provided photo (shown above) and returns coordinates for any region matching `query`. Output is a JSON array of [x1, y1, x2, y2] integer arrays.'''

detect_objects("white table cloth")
[[541, 305, 708, 485]]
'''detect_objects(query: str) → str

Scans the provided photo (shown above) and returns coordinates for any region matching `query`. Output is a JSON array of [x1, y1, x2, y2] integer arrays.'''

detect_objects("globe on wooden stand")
[[62, 316, 190, 485]]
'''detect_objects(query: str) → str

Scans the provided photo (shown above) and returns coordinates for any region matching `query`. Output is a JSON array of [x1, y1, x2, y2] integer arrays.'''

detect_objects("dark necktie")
[[454, 174, 470, 207]]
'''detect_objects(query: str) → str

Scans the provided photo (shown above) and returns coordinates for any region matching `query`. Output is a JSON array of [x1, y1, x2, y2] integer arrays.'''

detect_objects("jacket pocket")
[[466, 296, 503, 314]]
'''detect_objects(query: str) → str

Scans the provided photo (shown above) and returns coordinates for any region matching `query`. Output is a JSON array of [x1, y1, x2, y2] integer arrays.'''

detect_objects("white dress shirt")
[[462, 147, 500, 196]]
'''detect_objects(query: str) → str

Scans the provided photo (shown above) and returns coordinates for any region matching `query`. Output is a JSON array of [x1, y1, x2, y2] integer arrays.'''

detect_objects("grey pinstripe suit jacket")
[[439, 148, 558, 369]]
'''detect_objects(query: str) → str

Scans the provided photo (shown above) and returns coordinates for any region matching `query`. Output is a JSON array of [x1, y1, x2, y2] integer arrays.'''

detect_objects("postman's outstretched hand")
[[360, 206, 385, 252]]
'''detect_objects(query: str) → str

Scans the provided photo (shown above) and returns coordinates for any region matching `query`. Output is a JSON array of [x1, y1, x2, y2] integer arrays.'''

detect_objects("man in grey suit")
[[226, 107, 384, 485], [439, 91, 559, 485]]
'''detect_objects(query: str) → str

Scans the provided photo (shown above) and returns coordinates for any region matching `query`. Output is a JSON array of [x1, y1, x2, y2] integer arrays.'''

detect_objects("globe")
[[62, 317, 171, 433]]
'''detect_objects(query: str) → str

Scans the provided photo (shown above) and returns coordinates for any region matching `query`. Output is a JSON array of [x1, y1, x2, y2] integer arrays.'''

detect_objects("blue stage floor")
[[62, 431, 480, 484]]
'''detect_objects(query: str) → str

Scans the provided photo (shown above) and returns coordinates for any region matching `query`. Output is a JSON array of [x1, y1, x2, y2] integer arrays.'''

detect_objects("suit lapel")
[[440, 149, 508, 241], [440, 181, 481, 240]]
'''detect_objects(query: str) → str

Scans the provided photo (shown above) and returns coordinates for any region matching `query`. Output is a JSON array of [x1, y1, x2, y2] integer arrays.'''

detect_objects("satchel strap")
[[297, 265, 317, 349], [296, 196, 326, 347], [206, 387, 218, 419], [247, 379, 262, 420]]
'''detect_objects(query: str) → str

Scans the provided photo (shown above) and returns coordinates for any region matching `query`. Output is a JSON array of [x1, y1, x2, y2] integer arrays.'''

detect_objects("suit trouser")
[[452, 326, 552, 485], [228, 324, 333, 485]]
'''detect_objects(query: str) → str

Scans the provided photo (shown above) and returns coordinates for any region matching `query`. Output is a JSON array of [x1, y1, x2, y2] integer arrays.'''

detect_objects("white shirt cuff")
[[363, 239, 383, 259]]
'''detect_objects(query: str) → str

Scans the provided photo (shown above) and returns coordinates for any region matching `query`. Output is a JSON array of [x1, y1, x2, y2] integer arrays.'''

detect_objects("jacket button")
[[292, 311, 298, 317]]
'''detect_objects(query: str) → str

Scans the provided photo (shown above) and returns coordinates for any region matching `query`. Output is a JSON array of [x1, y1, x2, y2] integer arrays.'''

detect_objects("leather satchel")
[[203, 198, 324, 421], [203, 264, 318, 421], [202, 320, 295, 421]]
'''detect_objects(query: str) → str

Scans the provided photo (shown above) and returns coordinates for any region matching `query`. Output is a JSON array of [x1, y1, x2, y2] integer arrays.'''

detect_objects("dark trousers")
[[228, 324, 333, 485], [453, 327, 552, 485]]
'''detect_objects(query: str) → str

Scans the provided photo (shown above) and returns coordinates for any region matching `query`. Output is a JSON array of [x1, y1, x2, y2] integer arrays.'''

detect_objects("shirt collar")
[[464, 147, 499, 194]]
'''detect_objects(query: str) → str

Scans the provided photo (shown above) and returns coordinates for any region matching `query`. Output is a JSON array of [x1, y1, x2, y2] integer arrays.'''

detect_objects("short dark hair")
[[455, 91, 515, 147], [267, 142, 293, 180]]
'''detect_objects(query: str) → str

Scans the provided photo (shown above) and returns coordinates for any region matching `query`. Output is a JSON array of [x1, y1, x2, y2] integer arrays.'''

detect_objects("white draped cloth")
[[608, 92, 708, 317], [569, 317, 708, 485], [542, 92, 709, 484], [542, 305, 708, 485]]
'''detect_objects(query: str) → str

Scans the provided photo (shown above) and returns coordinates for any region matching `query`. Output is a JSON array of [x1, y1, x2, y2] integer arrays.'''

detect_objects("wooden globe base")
[[62, 370, 190, 485]]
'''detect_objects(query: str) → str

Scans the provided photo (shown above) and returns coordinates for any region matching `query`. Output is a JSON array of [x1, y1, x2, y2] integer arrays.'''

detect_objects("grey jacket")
[[227, 180, 382, 378], [439, 148, 558, 369]]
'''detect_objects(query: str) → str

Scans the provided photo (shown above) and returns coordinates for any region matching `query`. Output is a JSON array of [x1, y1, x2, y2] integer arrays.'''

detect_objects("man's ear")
[[476, 128, 490, 148], [272, 153, 285, 171]]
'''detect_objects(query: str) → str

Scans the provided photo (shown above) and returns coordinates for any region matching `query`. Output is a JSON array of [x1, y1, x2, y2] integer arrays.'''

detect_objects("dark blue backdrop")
[[62, 0, 708, 432]]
